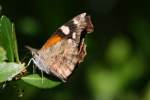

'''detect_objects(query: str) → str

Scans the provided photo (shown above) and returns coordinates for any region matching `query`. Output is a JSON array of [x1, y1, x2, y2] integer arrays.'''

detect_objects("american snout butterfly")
[[26, 13, 94, 82]]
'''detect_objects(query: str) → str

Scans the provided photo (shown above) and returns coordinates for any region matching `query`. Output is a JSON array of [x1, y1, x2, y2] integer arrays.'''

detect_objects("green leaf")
[[0, 16, 14, 61], [0, 15, 20, 62], [0, 46, 7, 62], [22, 74, 61, 89], [0, 62, 25, 82], [12, 23, 19, 63]]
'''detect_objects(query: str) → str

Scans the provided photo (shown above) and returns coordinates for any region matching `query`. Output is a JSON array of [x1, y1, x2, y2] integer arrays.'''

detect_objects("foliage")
[[22, 74, 61, 89], [0, 15, 60, 88]]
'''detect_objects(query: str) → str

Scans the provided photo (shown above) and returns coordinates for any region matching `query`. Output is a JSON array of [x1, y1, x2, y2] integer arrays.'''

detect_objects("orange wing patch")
[[41, 34, 63, 49]]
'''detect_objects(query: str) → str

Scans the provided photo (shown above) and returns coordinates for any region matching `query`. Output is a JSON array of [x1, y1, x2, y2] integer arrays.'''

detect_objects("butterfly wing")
[[29, 13, 93, 82]]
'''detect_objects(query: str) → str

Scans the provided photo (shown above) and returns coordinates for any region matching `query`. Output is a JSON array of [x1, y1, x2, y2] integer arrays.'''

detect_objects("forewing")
[[32, 13, 94, 82]]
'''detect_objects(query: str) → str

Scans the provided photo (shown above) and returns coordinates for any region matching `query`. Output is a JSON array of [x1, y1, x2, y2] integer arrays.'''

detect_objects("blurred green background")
[[0, 0, 150, 100]]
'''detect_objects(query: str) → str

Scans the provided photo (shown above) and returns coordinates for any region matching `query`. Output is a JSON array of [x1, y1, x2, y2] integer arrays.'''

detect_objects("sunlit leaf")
[[0, 46, 7, 62], [0, 16, 14, 62], [12, 23, 19, 62], [22, 74, 61, 89], [0, 62, 25, 82]]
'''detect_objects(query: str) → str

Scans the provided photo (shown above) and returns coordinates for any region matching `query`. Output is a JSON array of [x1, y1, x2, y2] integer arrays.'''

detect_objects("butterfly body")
[[27, 13, 94, 82]]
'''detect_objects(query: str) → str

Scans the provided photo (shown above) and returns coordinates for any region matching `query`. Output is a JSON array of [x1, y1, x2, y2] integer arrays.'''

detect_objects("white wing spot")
[[73, 19, 79, 24], [72, 32, 76, 39], [61, 26, 70, 35]]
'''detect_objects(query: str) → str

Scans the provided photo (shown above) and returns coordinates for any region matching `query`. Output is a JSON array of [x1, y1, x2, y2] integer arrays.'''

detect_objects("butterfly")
[[26, 13, 94, 82]]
